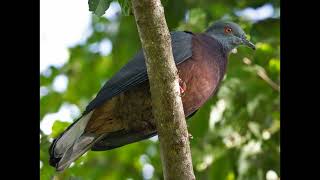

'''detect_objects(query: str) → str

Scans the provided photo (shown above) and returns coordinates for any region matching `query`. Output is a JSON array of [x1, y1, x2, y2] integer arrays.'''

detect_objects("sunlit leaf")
[[89, 0, 112, 16], [51, 120, 71, 138], [118, 0, 132, 16]]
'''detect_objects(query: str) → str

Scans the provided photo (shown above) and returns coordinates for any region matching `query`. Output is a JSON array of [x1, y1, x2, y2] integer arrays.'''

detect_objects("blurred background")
[[40, 0, 280, 179]]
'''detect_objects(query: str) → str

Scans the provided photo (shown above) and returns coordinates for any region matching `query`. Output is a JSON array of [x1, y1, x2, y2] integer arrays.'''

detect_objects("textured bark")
[[131, 0, 195, 179]]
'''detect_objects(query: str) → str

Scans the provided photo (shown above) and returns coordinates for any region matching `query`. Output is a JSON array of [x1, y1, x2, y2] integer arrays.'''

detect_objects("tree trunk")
[[131, 0, 195, 179]]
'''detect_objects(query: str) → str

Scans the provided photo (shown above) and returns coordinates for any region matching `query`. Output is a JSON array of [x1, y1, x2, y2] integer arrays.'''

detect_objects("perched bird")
[[49, 21, 255, 171]]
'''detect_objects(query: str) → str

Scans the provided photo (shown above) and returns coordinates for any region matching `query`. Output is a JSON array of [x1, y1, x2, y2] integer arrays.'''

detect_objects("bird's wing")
[[84, 31, 193, 114]]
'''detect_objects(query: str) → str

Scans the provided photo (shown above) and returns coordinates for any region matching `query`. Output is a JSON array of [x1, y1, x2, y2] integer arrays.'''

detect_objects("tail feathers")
[[54, 134, 101, 172], [49, 111, 101, 171]]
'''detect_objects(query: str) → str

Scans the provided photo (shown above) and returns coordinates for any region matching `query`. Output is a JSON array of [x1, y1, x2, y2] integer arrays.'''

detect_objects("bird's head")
[[205, 21, 256, 53]]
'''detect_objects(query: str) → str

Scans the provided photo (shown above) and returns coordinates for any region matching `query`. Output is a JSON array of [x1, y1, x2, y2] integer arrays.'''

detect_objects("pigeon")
[[49, 20, 255, 171]]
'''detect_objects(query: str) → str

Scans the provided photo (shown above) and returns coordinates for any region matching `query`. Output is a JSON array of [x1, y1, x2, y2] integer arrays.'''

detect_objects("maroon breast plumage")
[[178, 33, 228, 116]]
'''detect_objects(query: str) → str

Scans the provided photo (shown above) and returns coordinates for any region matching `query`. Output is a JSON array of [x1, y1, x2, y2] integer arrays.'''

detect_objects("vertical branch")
[[131, 0, 195, 179]]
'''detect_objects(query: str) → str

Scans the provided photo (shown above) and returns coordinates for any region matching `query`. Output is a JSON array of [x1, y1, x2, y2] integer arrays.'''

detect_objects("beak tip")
[[241, 37, 255, 50]]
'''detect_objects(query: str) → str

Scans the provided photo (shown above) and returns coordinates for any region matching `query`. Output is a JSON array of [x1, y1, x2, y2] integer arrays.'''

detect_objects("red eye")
[[224, 27, 232, 34]]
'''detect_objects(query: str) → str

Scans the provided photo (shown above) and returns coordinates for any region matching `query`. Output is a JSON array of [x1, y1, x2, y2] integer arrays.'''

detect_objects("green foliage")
[[118, 0, 132, 16], [41, 0, 280, 179], [89, 0, 131, 16], [89, 0, 113, 16], [51, 121, 71, 138]]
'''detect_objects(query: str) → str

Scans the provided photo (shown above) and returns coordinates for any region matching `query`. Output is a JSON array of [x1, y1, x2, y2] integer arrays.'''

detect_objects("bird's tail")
[[49, 111, 103, 172]]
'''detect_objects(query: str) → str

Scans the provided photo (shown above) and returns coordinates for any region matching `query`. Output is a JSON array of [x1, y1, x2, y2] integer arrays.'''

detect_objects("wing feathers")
[[84, 31, 193, 114]]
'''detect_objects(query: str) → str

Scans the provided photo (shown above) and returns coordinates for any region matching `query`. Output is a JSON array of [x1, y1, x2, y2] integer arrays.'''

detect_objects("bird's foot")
[[179, 78, 187, 97]]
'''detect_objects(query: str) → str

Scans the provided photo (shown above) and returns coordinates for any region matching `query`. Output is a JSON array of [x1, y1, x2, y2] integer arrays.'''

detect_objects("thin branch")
[[256, 68, 280, 92], [243, 57, 280, 92]]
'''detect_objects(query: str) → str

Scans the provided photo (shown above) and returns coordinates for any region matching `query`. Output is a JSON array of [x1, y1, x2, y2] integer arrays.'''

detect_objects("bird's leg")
[[179, 78, 187, 97], [177, 69, 187, 97]]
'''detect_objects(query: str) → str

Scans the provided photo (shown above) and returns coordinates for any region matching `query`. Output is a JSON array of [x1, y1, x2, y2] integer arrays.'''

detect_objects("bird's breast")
[[178, 58, 219, 116], [177, 34, 226, 116]]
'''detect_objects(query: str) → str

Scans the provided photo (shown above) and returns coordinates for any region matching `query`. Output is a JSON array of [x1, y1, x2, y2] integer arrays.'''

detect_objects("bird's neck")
[[205, 33, 235, 54], [196, 34, 229, 80]]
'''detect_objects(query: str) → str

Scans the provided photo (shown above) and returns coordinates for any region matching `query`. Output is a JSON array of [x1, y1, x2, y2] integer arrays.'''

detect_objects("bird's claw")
[[180, 86, 185, 97], [179, 78, 187, 97]]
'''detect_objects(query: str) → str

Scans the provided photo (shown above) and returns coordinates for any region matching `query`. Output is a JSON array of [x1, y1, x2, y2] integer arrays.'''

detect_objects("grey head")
[[205, 21, 256, 53]]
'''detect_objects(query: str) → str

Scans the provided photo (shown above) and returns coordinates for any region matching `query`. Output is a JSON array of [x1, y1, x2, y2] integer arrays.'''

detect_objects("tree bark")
[[131, 0, 195, 179]]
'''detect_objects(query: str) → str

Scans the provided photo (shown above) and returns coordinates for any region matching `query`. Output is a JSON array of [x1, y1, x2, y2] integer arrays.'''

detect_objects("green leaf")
[[40, 92, 63, 120], [88, 0, 112, 16], [268, 58, 280, 72], [118, 0, 132, 16], [51, 120, 71, 138], [208, 151, 233, 180]]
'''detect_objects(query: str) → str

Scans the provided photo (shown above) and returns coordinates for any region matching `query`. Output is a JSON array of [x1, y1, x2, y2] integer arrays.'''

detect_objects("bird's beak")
[[242, 37, 256, 50]]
